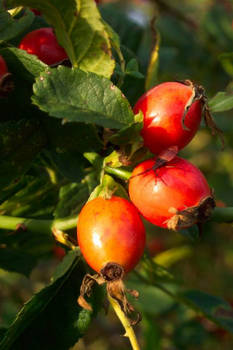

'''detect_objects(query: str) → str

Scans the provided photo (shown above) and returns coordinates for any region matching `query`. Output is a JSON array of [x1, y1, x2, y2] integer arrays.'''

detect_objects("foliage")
[[0, 0, 233, 349]]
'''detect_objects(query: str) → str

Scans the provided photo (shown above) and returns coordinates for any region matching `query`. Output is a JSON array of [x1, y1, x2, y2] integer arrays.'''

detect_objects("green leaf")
[[0, 176, 57, 218], [0, 249, 97, 350], [43, 118, 103, 154], [219, 52, 233, 77], [109, 111, 143, 145], [0, 119, 47, 191], [102, 19, 121, 51], [126, 58, 139, 72], [0, 176, 29, 204], [104, 150, 126, 168], [54, 174, 97, 218], [180, 290, 233, 334], [0, 49, 47, 121], [141, 255, 179, 285], [6, 0, 114, 77], [0, 8, 34, 42], [89, 174, 128, 201], [154, 245, 193, 268], [32, 66, 134, 129], [0, 248, 37, 276], [54, 182, 88, 218], [125, 58, 144, 79], [209, 91, 233, 113], [127, 276, 175, 316], [46, 150, 88, 182], [0, 47, 47, 81]]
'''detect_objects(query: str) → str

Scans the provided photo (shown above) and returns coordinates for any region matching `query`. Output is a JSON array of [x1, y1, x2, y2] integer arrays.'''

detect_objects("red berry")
[[133, 82, 202, 155], [0, 55, 8, 78], [147, 238, 164, 257], [77, 196, 145, 273], [30, 8, 41, 15], [19, 28, 68, 65], [53, 245, 66, 260], [129, 156, 214, 230], [0, 55, 14, 97]]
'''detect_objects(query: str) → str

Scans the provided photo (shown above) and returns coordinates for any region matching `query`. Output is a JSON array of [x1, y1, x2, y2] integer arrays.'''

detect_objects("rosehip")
[[129, 156, 215, 230], [77, 196, 145, 274], [0, 55, 8, 78], [147, 238, 165, 257], [0, 55, 14, 97], [53, 245, 66, 260], [31, 8, 41, 15], [133, 81, 203, 155], [19, 28, 68, 65]]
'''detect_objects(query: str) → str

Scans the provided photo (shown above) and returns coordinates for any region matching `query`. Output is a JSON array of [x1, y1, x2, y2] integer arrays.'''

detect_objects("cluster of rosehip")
[[2, 24, 218, 317], [77, 82, 217, 313]]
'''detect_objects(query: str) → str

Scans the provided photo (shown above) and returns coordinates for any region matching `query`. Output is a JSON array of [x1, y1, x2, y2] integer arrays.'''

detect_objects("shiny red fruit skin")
[[0, 56, 8, 78], [77, 196, 145, 274], [133, 82, 202, 155], [19, 28, 68, 65], [129, 156, 211, 228]]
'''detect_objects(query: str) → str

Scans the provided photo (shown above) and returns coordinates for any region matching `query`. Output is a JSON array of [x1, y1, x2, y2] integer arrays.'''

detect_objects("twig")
[[108, 294, 141, 350]]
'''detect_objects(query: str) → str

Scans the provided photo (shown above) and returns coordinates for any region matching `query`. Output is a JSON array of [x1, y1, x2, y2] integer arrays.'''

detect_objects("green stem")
[[105, 166, 132, 180], [0, 207, 232, 236], [53, 215, 78, 231], [108, 295, 141, 350], [0, 214, 78, 235], [0, 215, 52, 234], [116, 47, 126, 88], [211, 207, 233, 223]]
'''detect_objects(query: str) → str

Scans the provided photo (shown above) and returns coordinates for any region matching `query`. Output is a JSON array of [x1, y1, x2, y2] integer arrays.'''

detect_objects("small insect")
[[130, 145, 178, 180]]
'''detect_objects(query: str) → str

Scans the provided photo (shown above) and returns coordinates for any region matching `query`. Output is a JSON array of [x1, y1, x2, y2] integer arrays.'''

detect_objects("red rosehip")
[[19, 28, 68, 65], [53, 245, 66, 260], [0, 55, 14, 97], [77, 196, 145, 274], [129, 156, 215, 230], [0, 55, 8, 78], [31, 8, 41, 15], [133, 81, 203, 155], [147, 238, 165, 257]]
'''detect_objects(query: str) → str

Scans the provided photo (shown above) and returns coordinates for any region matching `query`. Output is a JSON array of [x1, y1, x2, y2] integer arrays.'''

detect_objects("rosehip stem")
[[211, 207, 233, 223], [0, 207, 232, 235], [108, 294, 141, 350], [105, 166, 132, 180], [0, 214, 78, 235]]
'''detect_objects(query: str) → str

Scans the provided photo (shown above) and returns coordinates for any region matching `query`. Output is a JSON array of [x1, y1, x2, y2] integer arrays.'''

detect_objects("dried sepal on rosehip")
[[129, 156, 215, 231], [133, 81, 224, 155], [77, 196, 146, 324]]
